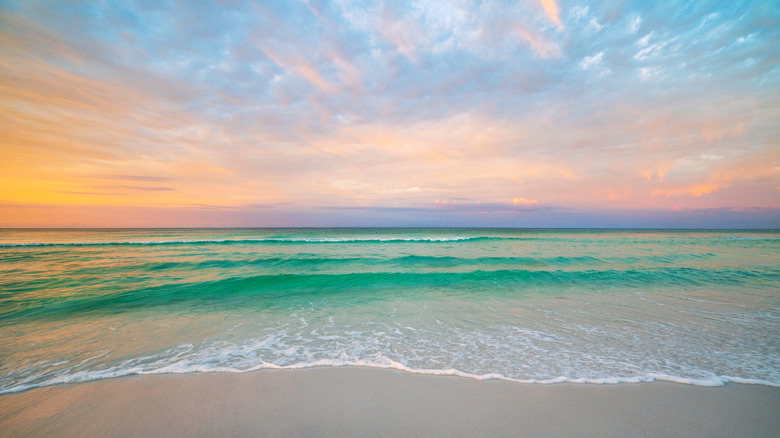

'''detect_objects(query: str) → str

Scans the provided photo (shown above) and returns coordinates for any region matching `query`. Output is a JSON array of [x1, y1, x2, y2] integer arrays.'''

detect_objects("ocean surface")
[[0, 228, 778, 393]]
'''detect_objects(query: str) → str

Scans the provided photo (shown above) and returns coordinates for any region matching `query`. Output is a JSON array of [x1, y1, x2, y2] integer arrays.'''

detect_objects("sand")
[[1, 367, 778, 437]]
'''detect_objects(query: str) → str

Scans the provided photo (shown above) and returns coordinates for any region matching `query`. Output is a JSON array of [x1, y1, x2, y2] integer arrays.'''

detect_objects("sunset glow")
[[1, 1, 778, 227]]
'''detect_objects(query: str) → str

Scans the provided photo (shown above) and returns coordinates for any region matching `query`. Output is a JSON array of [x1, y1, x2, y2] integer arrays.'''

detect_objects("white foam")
[[4, 355, 780, 395]]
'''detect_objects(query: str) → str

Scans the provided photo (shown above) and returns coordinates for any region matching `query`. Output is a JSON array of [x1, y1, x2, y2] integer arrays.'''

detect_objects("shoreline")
[[2, 363, 776, 395], [1, 366, 778, 437]]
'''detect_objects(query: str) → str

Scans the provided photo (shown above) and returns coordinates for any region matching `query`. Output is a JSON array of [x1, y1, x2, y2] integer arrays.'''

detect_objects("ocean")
[[0, 228, 778, 393]]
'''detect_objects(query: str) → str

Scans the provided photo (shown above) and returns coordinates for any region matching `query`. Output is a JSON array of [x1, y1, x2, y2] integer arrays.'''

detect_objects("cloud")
[[638, 66, 662, 81], [538, 0, 563, 29], [579, 51, 610, 76], [96, 186, 176, 192], [653, 184, 721, 198], [579, 52, 603, 69], [638, 32, 654, 47], [380, 4, 421, 62], [516, 28, 562, 58], [634, 36, 678, 61], [258, 44, 336, 94], [99, 175, 172, 182], [58, 191, 127, 196], [630, 15, 642, 33]]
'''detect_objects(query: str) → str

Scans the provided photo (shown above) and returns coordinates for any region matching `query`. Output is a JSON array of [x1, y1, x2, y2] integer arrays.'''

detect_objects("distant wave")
[[3, 234, 779, 248], [718, 236, 780, 240], [102, 253, 719, 272], [0, 236, 503, 247]]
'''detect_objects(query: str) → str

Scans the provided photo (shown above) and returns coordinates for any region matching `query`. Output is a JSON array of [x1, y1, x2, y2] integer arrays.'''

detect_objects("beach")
[[1, 367, 778, 437], [4, 0, 779, 434]]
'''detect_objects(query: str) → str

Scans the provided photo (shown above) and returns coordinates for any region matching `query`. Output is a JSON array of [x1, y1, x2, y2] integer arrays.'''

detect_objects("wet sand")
[[1, 367, 778, 437]]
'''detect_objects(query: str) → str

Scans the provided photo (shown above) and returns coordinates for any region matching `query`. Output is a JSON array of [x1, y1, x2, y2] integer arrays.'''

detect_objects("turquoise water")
[[1, 228, 778, 392]]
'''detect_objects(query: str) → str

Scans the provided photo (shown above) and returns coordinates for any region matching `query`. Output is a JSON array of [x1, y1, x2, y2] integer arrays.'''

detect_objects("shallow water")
[[1, 228, 778, 393]]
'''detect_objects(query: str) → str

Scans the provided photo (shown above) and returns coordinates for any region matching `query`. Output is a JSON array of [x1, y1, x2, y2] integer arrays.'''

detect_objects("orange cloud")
[[595, 187, 633, 201], [649, 151, 779, 202], [381, 6, 420, 61], [653, 184, 720, 198], [700, 120, 745, 143], [329, 52, 363, 93], [512, 197, 538, 204], [516, 29, 561, 58], [538, 0, 563, 29], [642, 165, 669, 182], [259, 45, 336, 93]]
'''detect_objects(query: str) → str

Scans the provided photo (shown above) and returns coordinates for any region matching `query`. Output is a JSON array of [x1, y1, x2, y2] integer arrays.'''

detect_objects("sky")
[[1, 0, 779, 228]]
